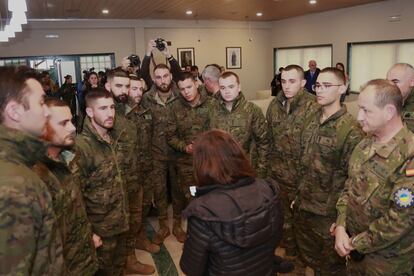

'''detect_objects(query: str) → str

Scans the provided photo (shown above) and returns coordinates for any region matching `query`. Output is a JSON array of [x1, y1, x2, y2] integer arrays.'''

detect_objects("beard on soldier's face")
[[41, 121, 55, 142], [115, 94, 129, 104], [155, 82, 172, 93]]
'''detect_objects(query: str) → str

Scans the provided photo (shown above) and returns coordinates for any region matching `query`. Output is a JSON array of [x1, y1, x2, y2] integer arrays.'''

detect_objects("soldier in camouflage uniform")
[[33, 98, 99, 275], [201, 64, 221, 99], [105, 68, 155, 275], [141, 40, 183, 244], [294, 68, 364, 275], [166, 72, 213, 242], [76, 89, 129, 276], [0, 66, 64, 275], [209, 71, 269, 178], [334, 79, 414, 275], [266, 64, 317, 257], [386, 63, 414, 132], [126, 75, 160, 254]]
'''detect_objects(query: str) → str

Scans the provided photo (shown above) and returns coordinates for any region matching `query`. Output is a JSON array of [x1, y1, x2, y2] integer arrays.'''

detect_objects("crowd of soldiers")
[[0, 37, 414, 276]]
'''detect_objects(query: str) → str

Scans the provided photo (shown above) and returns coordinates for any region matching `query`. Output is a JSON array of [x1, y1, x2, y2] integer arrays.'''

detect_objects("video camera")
[[155, 38, 171, 51], [127, 54, 141, 68]]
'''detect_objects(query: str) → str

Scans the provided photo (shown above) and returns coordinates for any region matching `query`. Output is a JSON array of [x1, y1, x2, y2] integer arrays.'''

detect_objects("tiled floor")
[[129, 207, 315, 276]]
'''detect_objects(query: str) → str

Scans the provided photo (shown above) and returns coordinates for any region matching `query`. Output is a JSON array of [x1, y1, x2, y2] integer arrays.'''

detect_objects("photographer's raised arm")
[[141, 55, 152, 90], [141, 40, 156, 90], [167, 56, 183, 84]]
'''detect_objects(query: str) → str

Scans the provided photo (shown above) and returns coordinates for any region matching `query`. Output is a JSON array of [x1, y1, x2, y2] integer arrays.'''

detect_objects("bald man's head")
[[386, 63, 414, 101]]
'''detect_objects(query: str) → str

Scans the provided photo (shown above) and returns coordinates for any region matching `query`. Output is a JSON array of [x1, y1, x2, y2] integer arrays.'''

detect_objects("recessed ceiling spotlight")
[[389, 14, 401, 21], [309, 0, 317, 4], [256, 12, 263, 17], [186, 10, 193, 15], [102, 9, 109, 14], [45, 34, 59, 39]]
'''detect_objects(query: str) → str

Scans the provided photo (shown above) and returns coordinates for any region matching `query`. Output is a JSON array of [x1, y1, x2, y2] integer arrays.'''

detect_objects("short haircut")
[[220, 71, 240, 84], [129, 74, 146, 89], [361, 79, 403, 115], [282, 65, 305, 79], [202, 65, 221, 82], [106, 67, 129, 82], [153, 63, 170, 73], [44, 97, 69, 108], [129, 74, 141, 81], [319, 67, 346, 85], [389, 63, 414, 77], [0, 66, 41, 122], [177, 72, 195, 83], [193, 129, 255, 186], [191, 65, 198, 71], [336, 62, 345, 72], [85, 87, 113, 107]]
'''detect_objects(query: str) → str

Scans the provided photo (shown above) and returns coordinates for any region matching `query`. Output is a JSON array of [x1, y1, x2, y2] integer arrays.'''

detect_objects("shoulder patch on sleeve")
[[404, 158, 414, 176], [394, 187, 414, 208]]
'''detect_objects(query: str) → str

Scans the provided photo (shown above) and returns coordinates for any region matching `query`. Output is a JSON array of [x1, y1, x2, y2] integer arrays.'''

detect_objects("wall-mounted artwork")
[[226, 47, 242, 69], [177, 48, 195, 69]]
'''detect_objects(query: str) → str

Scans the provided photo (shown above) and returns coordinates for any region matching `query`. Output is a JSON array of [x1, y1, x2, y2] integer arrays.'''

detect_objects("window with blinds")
[[274, 45, 332, 74], [348, 40, 414, 91]]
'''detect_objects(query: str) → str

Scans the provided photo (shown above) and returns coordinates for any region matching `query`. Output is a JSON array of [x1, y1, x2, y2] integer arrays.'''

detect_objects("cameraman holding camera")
[[141, 39, 182, 89], [136, 39, 187, 245]]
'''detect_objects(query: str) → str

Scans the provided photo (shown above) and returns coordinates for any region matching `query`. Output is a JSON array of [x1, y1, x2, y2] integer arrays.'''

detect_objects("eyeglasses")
[[312, 83, 343, 91]]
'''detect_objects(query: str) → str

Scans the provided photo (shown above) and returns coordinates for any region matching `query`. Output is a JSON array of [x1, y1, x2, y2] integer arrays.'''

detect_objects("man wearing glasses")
[[293, 67, 364, 275]]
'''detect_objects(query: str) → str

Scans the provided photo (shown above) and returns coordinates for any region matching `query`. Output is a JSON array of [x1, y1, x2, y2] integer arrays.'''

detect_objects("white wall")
[[271, 0, 414, 69], [144, 26, 272, 99], [0, 20, 273, 99], [1, 0, 413, 98]]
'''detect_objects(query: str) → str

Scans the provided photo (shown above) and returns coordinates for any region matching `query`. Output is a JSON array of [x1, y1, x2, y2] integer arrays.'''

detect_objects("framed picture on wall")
[[226, 47, 242, 69], [177, 48, 195, 69]]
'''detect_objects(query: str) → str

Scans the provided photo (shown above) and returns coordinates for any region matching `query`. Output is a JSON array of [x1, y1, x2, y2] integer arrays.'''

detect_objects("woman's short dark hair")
[[193, 129, 256, 186]]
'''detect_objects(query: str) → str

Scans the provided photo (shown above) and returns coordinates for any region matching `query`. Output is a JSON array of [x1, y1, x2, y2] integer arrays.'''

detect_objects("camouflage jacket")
[[0, 125, 64, 275], [296, 105, 364, 217], [33, 150, 98, 276], [209, 92, 269, 178], [141, 85, 180, 161], [266, 89, 317, 190], [115, 102, 140, 192], [336, 126, 414, 263], [402, 88, 414, 132], [75, 118, 129, 238], [167, 87, 213, 165], [125, 103, 154, 174]]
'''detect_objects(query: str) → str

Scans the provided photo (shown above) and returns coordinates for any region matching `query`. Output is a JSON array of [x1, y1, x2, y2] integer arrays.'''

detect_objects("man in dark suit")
[[304, 60, 320, 94]]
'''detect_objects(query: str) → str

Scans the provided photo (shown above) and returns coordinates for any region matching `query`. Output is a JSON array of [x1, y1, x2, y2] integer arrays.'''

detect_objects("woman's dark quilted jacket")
[[180, 177, 284, 276]]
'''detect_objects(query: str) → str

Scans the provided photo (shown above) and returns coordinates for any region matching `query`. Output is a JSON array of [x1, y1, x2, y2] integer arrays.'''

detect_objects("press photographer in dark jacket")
[[180, 129, 284, 276]]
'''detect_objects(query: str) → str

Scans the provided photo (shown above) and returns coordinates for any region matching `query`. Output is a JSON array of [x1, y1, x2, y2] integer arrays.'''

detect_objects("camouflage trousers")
[[126, 186, 143, 255], [141, 167, 154, 227], [294, 209, 346, 275], [279, 186, 298, 256], [95, 233, 127, 276], [172, 162, 193, 220], [346, 252, 413, 276], [152, 159, 177, 224]]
